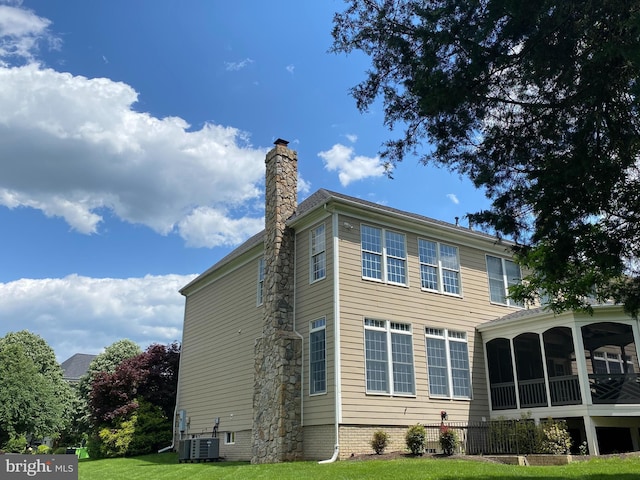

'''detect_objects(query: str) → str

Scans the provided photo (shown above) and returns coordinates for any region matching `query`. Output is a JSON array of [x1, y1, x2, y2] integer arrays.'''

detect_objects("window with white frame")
[[310, 224, 326, 282], [361, 225, 407, 285], [364, 319, 415, 395], [224, 432, 235, 445], [418, 239, 461, 295], [593, 351, 634, 374], [257, 257, 265, 306], [486, 255, 523, 306], [425, 327, 471, 399], [310, 318, 327, 394]]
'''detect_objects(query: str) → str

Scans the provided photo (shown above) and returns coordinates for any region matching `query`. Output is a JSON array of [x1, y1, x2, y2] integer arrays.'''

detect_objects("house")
[[174, 139, 640, 462], [60, 353, 96, 384]]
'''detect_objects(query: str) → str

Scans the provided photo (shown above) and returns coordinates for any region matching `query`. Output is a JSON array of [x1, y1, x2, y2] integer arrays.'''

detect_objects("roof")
[[60, 353, 96, 381], [180, 188, 503, 294]]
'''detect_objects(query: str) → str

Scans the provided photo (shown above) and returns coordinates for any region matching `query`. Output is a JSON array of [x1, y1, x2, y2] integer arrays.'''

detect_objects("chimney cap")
[[274, 138, 289, 146]]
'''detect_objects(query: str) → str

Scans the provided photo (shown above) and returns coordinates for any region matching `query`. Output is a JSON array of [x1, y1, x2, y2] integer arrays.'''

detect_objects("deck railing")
[[589, 373, 640, 404]]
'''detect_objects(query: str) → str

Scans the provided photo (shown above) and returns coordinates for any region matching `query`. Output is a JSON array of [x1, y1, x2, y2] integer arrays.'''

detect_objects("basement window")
[[225, 432, 235, 445]]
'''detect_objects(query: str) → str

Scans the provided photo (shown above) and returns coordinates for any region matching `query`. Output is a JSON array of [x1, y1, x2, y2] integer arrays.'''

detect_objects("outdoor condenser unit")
[[177, 439, 191, 463], [190, 437, 219, 462]]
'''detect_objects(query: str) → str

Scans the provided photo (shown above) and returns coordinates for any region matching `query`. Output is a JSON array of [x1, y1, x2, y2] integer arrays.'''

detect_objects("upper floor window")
[[361, 225, 407, 285], [418, 239, 461, 295], [364, 318, 415, 395], [486, 255, 523, 307], [257, 257, 265, 306], [425, 327, 471, 399], [593, 351, 634, 374], [310, 224, 326, 282], [310, 318, 327, 395]]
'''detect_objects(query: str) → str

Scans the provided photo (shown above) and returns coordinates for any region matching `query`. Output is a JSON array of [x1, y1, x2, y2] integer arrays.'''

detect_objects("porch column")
[[538, 333, 551, 407], [571, 324, 591, 405], [509, 337, 521, 409], [583, 416, 600, 455]]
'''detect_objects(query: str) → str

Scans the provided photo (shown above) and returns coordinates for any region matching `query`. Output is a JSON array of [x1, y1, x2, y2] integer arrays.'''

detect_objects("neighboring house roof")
[[181, 188, 505, 294], [60, 353, 96, 382]]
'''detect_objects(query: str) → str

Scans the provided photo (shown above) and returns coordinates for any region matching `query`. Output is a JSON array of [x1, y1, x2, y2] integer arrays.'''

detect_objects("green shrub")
[[127, 400, 172, 456], [3, 435, 27, 453], [405, 424, 426, 456], [98, 416, 137, 458], [86, 434, 106, 459], [539, 419, 572, 454], [439, 425, 458, 455], [36, 444, 52, 455], [370, 430, 389, 455], [53, 447, 68, 455]]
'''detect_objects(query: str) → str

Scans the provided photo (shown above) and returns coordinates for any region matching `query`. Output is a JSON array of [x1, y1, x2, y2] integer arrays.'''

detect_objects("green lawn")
[[78, 452, 640, 480]]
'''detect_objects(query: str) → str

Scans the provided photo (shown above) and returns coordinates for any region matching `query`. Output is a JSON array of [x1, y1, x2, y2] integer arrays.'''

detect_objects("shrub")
[[98, 415, 137, 458], [539, 419, 572, 454], [127, 400, 172, 456], [405, 424, 426, 456], [439, 425, 458, 455], [370, 430, 389, 455], [3, 435, 27, 453], [36, 445, 52, 455], [53, 447, 68, 455]]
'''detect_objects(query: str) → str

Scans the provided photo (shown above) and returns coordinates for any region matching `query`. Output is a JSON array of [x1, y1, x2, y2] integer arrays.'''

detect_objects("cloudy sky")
[[0, 0, 489, 362]]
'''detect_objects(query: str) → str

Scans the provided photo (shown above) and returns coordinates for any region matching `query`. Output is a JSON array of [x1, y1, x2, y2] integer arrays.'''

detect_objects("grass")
[[78, 452, 640, 480]]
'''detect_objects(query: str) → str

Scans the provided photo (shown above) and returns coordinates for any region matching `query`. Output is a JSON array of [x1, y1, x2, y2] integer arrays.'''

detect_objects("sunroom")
[[477, 304, 640, 455]]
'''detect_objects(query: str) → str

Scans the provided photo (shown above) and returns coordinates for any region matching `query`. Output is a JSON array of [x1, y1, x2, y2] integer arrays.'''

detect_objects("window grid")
[[418, 239, 460, 295], [311, 224, 326, 282], [487, 255, 522, 306], [257, 257, 265, 306], [425, 327, 472, 399], [310, 318, 327, 395], [364, 319, 415, 395], [361, 225, 407, 285]]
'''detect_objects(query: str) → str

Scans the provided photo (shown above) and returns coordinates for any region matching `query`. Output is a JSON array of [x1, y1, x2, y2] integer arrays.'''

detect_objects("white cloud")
[[225, 57, 254, 71], [0, 274, 197, 361], [0, 64, 269, 246], [0, 2, 57, 64], [285, 64, 294, 74], [318, 143, 384, 186], [447, 193, 460, 204], [345, 133, 357, 143]]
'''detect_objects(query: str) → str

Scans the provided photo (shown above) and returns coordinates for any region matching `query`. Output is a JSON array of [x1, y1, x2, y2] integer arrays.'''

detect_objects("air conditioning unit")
[[190, 437, 219, 462], [177, 439, 191, 463]]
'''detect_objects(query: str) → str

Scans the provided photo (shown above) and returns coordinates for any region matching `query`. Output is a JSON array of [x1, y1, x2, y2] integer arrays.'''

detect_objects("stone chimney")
[[251, 139, 303, 463]]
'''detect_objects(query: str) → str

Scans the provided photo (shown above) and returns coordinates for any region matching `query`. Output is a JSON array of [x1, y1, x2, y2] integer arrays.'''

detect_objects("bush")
[[53, 447, 68, 455], [36, 445, 52, 455], [370, 430, 389, 455], [405, 424, 426, 456], [98, 416, 137, 458], [539, 419, 572, 454], [127, 400, 172, 456], [3, 436, 27, 453], [439, 425, 458, 455]]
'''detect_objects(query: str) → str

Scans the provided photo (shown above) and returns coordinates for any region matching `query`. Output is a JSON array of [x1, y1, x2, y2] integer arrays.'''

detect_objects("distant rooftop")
[[61, 353, 96, 382]]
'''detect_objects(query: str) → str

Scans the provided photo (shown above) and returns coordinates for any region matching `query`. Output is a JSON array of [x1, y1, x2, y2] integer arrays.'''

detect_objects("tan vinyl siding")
[[178, 250, 264, 437], [336, 214, 521, 426], [294, 219, 336, 426]]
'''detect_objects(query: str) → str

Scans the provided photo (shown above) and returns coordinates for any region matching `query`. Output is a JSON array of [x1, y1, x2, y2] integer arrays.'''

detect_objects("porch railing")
[[549, 375, 582, 405], [518, 378, 547, 407], [589, 373, 640, 404], [490, 382, 516, 410]]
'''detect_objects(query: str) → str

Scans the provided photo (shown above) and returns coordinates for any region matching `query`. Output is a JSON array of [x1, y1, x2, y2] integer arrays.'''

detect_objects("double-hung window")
[[310, 224, 326, 282], [425, 327, 471, 399], [257, 257, 265, 306], [418, 239, 461, 295], [310, 318, 327, 394], [364, 319, 415, 395], [486, 256, 522, 306], [361, 225, 407, 285]]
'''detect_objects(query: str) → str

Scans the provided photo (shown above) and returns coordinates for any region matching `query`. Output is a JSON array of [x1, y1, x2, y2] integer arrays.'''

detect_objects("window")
[[364, 319, 415, 395], [225, 432, 235, 445], [425, 327, 471, 399], [257, 257, 265, 306], [486, 255, 522, 306], [418, 239, 461, 295], [361, 225, 407, 285], [310, 224, 326, 282], [310, 318, 326, 395], [593, 352, 634, 374]]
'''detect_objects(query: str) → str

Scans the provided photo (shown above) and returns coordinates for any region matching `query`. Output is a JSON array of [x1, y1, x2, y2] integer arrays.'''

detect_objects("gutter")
[[319, 208, 341, 463]]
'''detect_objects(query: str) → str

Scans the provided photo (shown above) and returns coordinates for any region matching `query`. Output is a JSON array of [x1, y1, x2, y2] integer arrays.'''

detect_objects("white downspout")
[[319, 208, 341, 463], [159, 299, 187, 453]]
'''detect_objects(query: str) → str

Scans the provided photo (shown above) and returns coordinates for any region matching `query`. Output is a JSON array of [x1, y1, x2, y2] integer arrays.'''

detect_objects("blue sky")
[[0, 0, 489, 362]]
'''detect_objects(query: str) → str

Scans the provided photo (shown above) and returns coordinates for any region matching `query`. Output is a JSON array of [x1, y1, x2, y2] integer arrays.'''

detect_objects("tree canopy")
[[0, 331, 73, 446], [332, 0, 640, 314]]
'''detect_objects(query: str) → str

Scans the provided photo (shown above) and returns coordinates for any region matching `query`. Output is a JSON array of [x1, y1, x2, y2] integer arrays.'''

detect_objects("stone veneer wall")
[[251, 140, 303, 463]]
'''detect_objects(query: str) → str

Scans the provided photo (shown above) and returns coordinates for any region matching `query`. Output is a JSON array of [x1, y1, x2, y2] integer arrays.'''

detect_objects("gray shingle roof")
[[60, 353, 96, 381]]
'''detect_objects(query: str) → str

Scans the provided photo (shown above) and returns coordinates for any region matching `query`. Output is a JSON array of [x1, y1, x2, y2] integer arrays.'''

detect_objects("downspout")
[[319, 208, 341, 463], [159, 298, 187, 453], [293, 227, 304, 429]]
